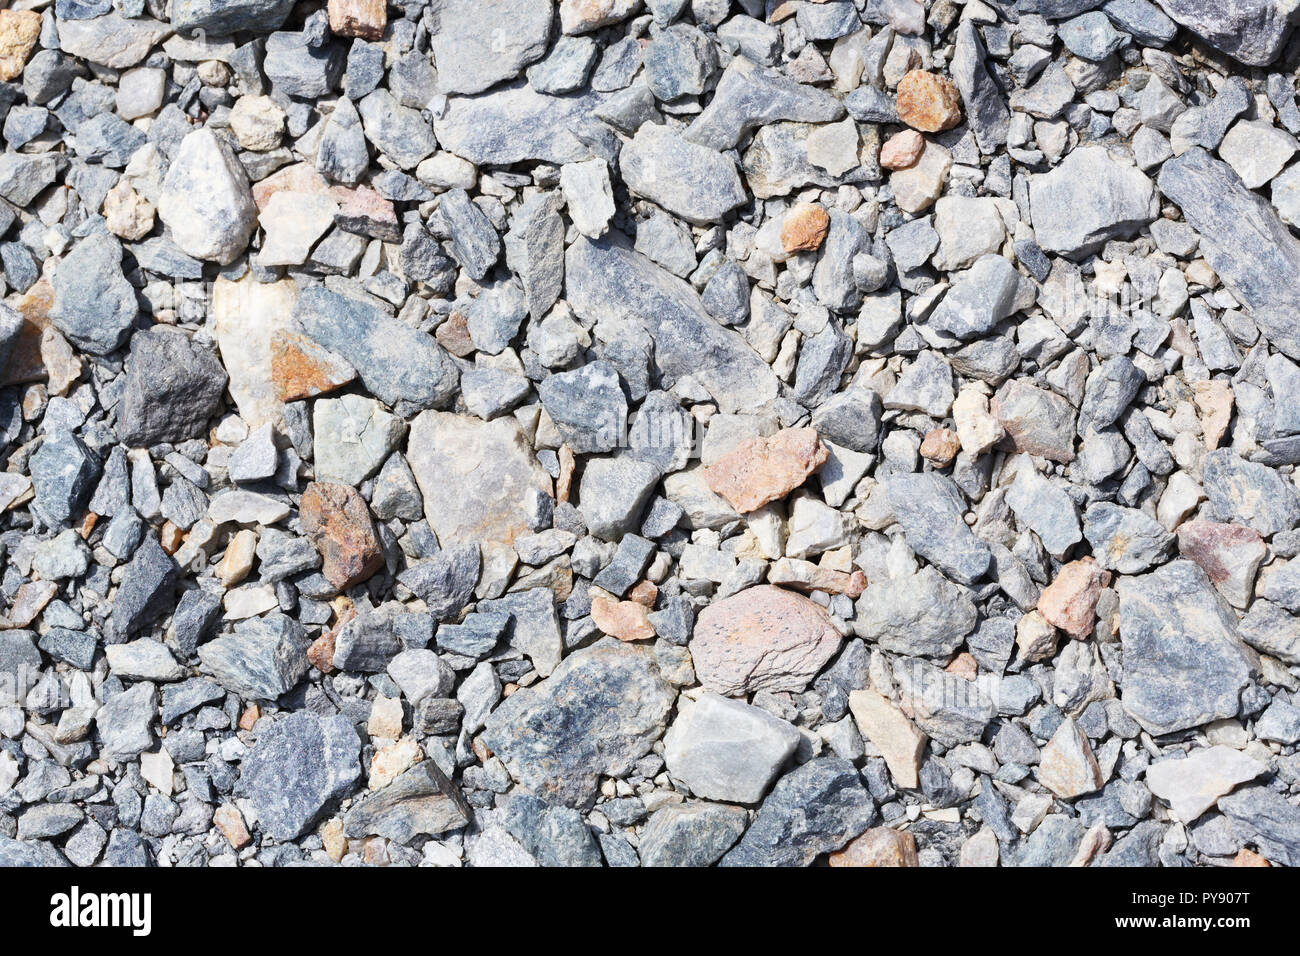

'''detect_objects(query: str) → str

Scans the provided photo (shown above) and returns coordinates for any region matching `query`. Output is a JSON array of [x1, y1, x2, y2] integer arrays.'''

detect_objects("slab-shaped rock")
[[1116, 561, 1255, 735], [621, 124, 748, 226], [430, 0, 552, 95], [692, 585, 842, 696], [721, 756, 874, 867], [212, 275, 299, 427], [343, 760, 468, 841], [1146, 745, 1267, 823], [663, 692, 800, 803], [994, 379, 1078, 463], [481, 639, 676, 808], [639, 802, 749, 867], [1083, 502, 1176, 573], [1029, 146, 1154, 257], [50, 233, 136, 356], [293, 286, 458, 410], [1154, 0, 1293, 66], [1158, 148, 1300, 357], [198, 616, 311, 700], [172, 0, 295, 34], [1176, 520, 1266, 609], [566, 234, 778, 414], [433, 82, 606, 166], [237, 713, 361, 841], [703, 427, 827, 513], [1218, 786, 1300, 866], [848, 688, 927, 789], [1200, 448, 1300, 537], [684, 55, 844, 150], [407, 411, 552, 555]]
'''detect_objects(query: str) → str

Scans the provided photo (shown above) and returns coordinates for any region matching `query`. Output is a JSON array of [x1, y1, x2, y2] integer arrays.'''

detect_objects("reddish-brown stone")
[[300, 481, 384, 590], [780, 202, 830, 254], [270, 328, 356, 402], [1037, 557, 1111, 638], [828, 828, 919, 867], [703, 427, 828, 513], [896, 70, 962, 133], [435, 312, 476, 358]]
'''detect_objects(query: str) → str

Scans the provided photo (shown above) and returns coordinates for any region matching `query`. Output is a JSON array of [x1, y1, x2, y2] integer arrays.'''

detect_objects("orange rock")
[[3, 580, 57, 628], [159, 521, 185, 554], [435, 312, 476, 358], [1233, 848, 1270, 867], [76, 510, 98, 541], [270, 329, 356, 401], [945, 652, 979, 681], [628, 579, 658, 607], [591, 594, 656, 642], [214, 804, 252, 849], [41, 327, 82, 397], [2, 281, 53, 387], [307, 630, 338, 674], [780, 202, 830, 254], [238, 704, 260, 731], [1037, 557, 1111, 638], [879, 129, 925, 170], [828, 828, 919, 867], [300, 481, 384, 590], [0, 10, 41, 82], [703, 427, 828, 513], [896, 70, 962, 133], [920, 427, 960, 466], [328, 0, 387, 40]]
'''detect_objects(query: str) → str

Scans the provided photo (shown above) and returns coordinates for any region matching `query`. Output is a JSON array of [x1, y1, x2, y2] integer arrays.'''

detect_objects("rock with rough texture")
[[620, 124, 748, 226], [1117, 561, 1255, 735], [1037, 717, 1103, 798], [198, 617, 311, 700], [343, 760, 469, 841], [482, 640, 676, 808], [237, 714, 361, 841], [691, 585, 843, 696], [50, 234, 136, 356], [429, 0, 551, 95], [157, 129, 258, 265], [848, 688, 927, 789], [703, 427, 827, 513], [1176, 520, 1266, 609], [566, 234, 778, 414], [884, 472, 992, 585], [721, 756, 875, 867], [1029, 146, 1155, 257], [663, 692, 800, 803], [639, 802, 749, 867], [1038, 558, 1111, 638], [854, 567, 977, 658], [828, 827, 919, 867], [1153, 0, 1293, 66], [1200, 449, 1300, 537], [1219, 786, 1300, 866], [293, 287, 458, 410], [299, 481, 384, 590], [685, 55, 844, 150], [116, 328, 228, 447], [896, 70, 962, 133]]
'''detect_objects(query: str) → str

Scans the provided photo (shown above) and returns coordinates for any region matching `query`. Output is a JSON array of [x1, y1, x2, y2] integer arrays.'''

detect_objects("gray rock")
[[567, 233, 778, 413], [621, 124, 748, 226], [684, 56, 844, 150], [500, 791, 601, 867], [663, 692, 800, 803], [927, 254, 1021, 341], [1201, 449, 1300, 536], [357, 90, 436, 169], [198, 616, 310, 700], [481, 639, 677, 808], [430, 0, 552, 95], [884, 472, 992, 585], [439, 188, 501, 281], [855, 567, 978, 657], [171, 0, 295, 34], [30, 430, 100, 528], [1157, 148, 1300, 358], [720, 756, 875, 867], [344, 760, 469, 841], [50, 232, 136, 355], [1084, 502, 1175, 573], [397, 544, 482, 621], [505, 192, 566, 318], [107, 535, 179, 642], [951, 21, 1010, 150], [1219, 786, 1300, 865], [639, 801, 749, 867], [237, 713, 361, 841], [263, 31, 344, 98], [578, 454, 662, 540], [293, 286, 458, 409], [1154, 0, 1293, 66], [96, 682, 156, 760], [433, 82, 607, 166], [1116, 561, 1255, 735], [1029, 146, 1155, 257], [892, 658, 996, 746], [115, 328, 227, 447], [476, 588, 563, 678]]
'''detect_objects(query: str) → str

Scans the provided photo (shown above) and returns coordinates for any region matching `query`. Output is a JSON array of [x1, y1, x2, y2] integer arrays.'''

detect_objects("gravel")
[[3, 0, 1300, 871]]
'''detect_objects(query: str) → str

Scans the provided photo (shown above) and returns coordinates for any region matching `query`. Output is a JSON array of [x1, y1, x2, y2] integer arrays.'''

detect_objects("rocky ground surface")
[[2, 0, 1300, 868]]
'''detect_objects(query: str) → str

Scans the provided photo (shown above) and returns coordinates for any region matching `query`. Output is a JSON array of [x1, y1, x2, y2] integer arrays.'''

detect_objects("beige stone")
[[1037, 717, 1103, 798], [1193, 379, 1233, 450], [591, 594, 656, 642], [103, 180, 156, 241], [1037, 557, 1111, 638], [879, 129, 925, 170], [214, 804, 252, 849], [217, 529, 257, 587], [1145, 745, 1267, 822], [703, 427, 828, 513], [368, 695, 404, 740], [849, 688, 926, 789], [0, 10, 40, 82], [890, 140, 952, 214], [230, 95, 287, 151]]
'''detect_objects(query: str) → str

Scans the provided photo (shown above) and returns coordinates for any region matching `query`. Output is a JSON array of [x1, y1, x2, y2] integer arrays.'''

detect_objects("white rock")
[[258, 191, 338, 266], [559, 159, 615, 238], [1219, 119, 1297, 189], [1145, 745, 1267, 822], [157, 128, 258, 264], [663, 692, 800, 803]]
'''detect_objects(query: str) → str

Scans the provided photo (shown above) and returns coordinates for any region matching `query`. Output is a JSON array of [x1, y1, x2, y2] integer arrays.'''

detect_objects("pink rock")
[[880, 130, 925, 170], [1037, 557, 1111, 638], [703, 427, 828, 513], [1176, 519, 1266, 609], [591, 595, 656, 642], [691, 585, 842, 695]]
